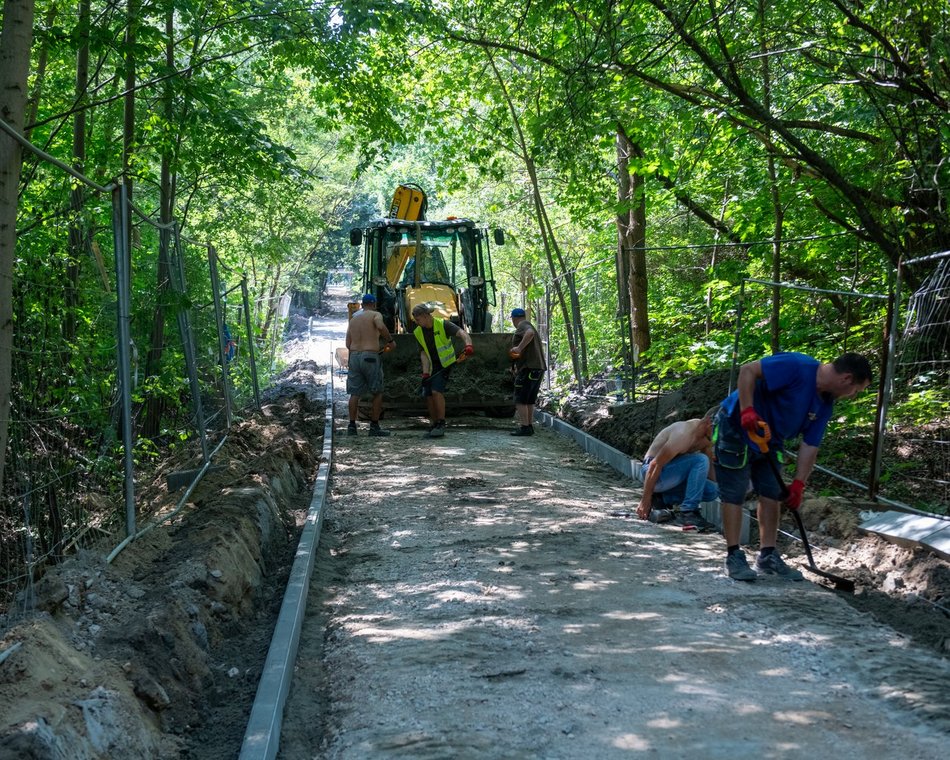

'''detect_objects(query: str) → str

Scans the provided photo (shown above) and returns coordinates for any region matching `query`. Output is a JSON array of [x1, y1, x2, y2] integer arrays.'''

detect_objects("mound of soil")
[[0, 364, 327, 758], [557, 368, 732, 456]]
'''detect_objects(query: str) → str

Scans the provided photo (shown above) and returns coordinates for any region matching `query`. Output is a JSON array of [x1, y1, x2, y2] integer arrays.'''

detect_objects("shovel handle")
[[763, 449, 855, 592], [761, 449, 791, 502], [748, 421, 771, 453]]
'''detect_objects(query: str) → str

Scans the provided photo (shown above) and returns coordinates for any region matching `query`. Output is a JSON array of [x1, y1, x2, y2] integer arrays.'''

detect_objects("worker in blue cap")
[[508, 307, 546, 436]]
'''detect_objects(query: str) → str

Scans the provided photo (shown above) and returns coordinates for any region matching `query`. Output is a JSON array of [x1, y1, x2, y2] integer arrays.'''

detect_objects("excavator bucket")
[[376, 332, 517, 417]]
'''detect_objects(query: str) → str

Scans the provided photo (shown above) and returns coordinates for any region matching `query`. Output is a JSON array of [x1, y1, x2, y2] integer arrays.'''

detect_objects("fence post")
[[172, 224, 209, 461], [544, 285, 552, 390], [241, 276, 262, 411], [207, 245, 233, 428], [728, 280, 747, 396], [869, 266, 902, 499], [111, 184, 136, 537]]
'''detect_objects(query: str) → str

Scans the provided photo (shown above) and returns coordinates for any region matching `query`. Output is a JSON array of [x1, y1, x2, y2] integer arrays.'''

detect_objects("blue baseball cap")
[[361, 293, 376, 303], [510, 307, 526, 318]]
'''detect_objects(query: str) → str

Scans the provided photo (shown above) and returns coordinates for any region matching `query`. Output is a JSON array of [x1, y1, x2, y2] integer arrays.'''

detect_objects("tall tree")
[[0, 0, 36, 498], [616, 124, 650, 355]]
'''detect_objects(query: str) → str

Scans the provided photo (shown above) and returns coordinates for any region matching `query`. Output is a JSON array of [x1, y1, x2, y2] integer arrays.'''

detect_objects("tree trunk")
[[616, 124, 650, 355], [141, 7, 175, 438], [485, 52, 586, 386], [706, 183, 730, 336], [0, 0, 36, 499], [65, 0, 91, 343], [22, 5, 55, 141], [759, 0, 784, 354]]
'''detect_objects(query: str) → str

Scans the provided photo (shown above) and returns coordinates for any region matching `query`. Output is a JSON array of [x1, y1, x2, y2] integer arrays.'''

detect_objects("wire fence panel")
[[0, 129, 271, 617], [543, 257, 633, 401], [881, 253, 950, 513]]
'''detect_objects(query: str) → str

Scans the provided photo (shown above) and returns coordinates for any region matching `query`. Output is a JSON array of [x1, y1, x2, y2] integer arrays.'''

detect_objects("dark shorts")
[[713, 409, 785, 504], [346, 351, 384, 396], [514, 368, 544, 404], [422, 366, 451, 397]]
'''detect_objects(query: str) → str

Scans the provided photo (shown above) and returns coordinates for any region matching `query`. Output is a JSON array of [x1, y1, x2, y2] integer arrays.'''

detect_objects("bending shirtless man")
[[635, 411, 719, 530], [345, 293, 395, 436]]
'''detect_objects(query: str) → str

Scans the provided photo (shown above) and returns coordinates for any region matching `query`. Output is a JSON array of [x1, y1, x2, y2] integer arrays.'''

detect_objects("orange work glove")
[[463, 344, 475, 356]]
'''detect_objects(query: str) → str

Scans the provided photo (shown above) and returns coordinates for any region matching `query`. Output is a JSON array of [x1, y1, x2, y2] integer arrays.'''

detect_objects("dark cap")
[[411, 304, 432, 317], [361, 293, 376, 303], [510, 308, 526, 318]]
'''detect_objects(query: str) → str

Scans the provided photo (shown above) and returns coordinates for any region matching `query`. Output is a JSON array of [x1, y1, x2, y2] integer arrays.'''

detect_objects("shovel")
[[748, 424, 855, 593], [418, 352, 469, 395]]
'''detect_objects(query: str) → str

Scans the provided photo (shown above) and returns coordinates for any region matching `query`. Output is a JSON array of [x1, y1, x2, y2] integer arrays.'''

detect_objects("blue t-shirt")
[[722, 352, 833, 449]]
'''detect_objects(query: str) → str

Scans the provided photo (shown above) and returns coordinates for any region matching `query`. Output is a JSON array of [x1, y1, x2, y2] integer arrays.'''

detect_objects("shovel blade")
[[803, 566, 855, 593]]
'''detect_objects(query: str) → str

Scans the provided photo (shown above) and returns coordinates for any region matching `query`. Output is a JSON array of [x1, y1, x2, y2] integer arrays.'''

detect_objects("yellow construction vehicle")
[[349, 185, 515, 416]]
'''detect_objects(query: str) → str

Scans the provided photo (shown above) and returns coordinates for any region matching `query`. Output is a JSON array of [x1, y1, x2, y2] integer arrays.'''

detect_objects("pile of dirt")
[[0, 363, 326, 758], [554, 368, 732, 456]]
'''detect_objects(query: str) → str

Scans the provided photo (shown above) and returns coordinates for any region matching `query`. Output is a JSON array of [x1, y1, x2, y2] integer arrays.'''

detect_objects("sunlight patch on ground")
[[733, 703, 766, 716], [611, 733, 651, 750], [647, 716, 682, 729], [772, 710, 831, 725], [601, 610, 663, 621], [350, 620, 475, 643], [676, 683, 733, 700]]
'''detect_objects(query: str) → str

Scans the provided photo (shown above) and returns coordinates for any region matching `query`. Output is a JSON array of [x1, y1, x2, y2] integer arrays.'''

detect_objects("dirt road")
[[276, 294, 949, 758]]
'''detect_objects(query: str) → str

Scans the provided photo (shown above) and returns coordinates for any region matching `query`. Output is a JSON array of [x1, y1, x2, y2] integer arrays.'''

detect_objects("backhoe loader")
[[349, 185, 516, 416]]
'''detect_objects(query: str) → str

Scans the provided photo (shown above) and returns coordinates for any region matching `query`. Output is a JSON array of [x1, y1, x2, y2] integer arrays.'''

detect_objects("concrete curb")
[[239, 379, 334, 760], [534, 410, 640, 480]]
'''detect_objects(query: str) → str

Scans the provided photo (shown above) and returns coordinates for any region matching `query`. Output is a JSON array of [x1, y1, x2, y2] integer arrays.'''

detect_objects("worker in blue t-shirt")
[[715, 352, 872, 582]]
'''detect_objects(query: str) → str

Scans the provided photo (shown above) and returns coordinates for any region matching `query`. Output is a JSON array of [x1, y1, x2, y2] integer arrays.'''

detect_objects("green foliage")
[[891, 372, 950, 425], [7, 0, 950, 525]]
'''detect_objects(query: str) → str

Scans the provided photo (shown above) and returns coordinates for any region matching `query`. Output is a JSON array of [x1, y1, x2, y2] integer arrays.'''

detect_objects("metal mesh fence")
[[0, 125, 269, 617], [529, 241, 947, 515], [880, 252, 950, 513], [542, 256, 633, 402]]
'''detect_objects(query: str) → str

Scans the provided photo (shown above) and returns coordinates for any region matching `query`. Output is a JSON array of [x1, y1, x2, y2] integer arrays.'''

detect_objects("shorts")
[[422, 366, 451, 397], [514, 368, 544, 405], [346, 351, 384, 396], [713, 409, 785, 504]]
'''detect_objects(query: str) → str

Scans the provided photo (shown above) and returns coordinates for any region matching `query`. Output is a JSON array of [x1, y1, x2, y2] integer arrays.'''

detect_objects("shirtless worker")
[[345, 293, 395, 436], [635, 411, 719, 530]]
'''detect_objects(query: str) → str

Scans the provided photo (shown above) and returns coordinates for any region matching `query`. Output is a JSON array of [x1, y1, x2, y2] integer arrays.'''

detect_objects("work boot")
[[347, 422, 357, 436], [424, 421, 446, 438], [648, 508, 674, 524], [510, 425, 534, 436], [725, 550, 757, 581], [675, 511, 715, 532], [755, 552, 804, 581], [368, 423, 391, 437]]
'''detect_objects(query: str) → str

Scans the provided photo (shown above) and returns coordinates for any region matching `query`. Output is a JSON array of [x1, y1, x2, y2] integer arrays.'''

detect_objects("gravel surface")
[[277, 414, 949, 759]]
